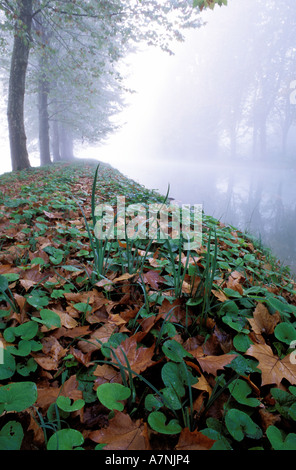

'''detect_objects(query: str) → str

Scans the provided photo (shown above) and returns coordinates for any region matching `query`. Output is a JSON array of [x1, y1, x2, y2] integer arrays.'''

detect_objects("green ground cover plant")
[[0, 160, 296, 450]]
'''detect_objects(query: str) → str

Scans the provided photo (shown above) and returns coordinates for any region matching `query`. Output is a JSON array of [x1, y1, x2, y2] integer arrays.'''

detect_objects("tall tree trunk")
[[7, 0, 32, 171], [38, 65, 51, 165], [51, 120, 61, 162], [35, 13, 51, 166], [60, 127, 75, 161]]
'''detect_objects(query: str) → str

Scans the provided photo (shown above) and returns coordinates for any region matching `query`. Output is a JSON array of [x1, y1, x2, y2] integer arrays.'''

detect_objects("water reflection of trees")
[[208, 169, 296, 274]]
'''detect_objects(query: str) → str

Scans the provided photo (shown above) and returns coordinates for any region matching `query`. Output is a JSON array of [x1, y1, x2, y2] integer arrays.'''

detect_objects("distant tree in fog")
[[0, 0, 226, 171], [27, 8, 125, 164], [151, 0, 296, 165]]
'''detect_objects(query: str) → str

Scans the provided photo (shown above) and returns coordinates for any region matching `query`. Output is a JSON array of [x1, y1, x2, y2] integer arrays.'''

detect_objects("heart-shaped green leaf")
[[0, 349, 16, 380], [225, 409, 262, 442], [160, 387, 182, 410], [7, 339, 32, 357], [56, 396, 85, 412], [222, 315, 249, 333], [274, 323, 296, 345], [228, 379, 260, 407], [161, 362, 186, 397], [201, 428, 232, 450], [26, 293, 49, 309], [3, 327, 16, 342], [16, 321, 39, 340], [266, 297, 296, 320], [47, 429, 84, 450], [271, 388, 296, 420], [4, 321, 38, 343], [0, 275, 9, 293], [266, 425, 296, 450], [144, 394, 163, 412], [16, 357, 38, 377], [162, 339, 192, 362], [31, 257, 46, 266], [96, 383, 131, 411], [223, 288, 242, 298], [0, 381, 37, 413], [148, 411, 182, 435], [32, 309, 61, 329], [74, 302, 92, 314], [0, 421, 24, 450], [2, 273, 19, 283], [233, 333, 252, 352]]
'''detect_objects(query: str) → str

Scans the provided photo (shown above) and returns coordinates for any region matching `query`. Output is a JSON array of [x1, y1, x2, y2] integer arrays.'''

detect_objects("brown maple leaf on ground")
[[175, 427, 215, 450], [88, 411, 150, 450], [248, 302, 281, 338], [246, 343, 296, 387], [186, 345, 237, 376], [111, 335, 156, 376]]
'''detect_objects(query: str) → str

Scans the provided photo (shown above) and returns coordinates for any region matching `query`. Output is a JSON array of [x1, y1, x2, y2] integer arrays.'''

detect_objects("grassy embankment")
[[0, 160, 296, 451]]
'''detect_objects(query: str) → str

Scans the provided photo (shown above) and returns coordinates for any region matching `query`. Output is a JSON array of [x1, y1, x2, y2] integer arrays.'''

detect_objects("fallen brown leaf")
[[189, 346, 237, 376], [32, 336, 67, 370], [0, 264, 20, 274], [78, 322, 117, 354], [158, 298, 187, 324], [113, 272, 139, 283], [248, 302, 281, 336], [246, 343, 296, 386], [19, 279, 36, 291], [175, 427, 215, 450], [36, 375, 82, 411], [112, 336, 156, 376], [43, 210, 63, 219], [93, 363, 123, 387], [70, 346, 93, 367], [143, 270, 165, 289], [89, 411, 150, 450], [226, 270, 245, 295], [52, 308, 79, 328], [27, 412, 45, 447], [192, 373, 212, 395], [211, 288, 229, 303], [53, 325, 91, 339]]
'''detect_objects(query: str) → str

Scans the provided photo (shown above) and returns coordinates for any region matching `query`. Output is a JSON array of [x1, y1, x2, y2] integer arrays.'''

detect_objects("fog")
[[86, 0, 296, 275], [1, 0, 296, 274]]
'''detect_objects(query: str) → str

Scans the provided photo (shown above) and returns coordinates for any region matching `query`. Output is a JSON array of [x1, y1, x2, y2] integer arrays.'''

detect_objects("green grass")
[[0, 160, 296, 451]]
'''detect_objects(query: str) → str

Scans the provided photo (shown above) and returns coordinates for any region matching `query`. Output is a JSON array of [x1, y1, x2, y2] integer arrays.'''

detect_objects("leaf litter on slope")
[[0, 161, 296, 450]]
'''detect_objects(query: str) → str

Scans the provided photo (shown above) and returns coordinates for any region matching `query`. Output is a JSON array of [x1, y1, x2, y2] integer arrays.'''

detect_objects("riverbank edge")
[[1, 159, 296, 451]]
